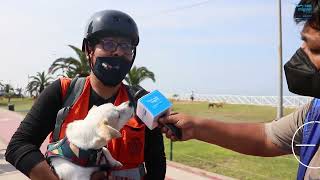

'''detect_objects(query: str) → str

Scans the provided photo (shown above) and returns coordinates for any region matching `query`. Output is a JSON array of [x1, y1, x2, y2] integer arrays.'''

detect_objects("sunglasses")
[[100, 39, 135, 54]]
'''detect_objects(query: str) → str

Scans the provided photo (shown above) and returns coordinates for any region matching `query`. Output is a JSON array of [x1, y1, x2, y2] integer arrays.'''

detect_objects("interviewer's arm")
[[194, 119, 288, 156], [160, 102, 310, 157]]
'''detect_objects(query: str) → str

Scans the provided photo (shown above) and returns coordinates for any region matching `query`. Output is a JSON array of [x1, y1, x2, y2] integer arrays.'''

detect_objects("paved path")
[[166, 161, 236, 180], [0, 139, 28, 180], [0, 108, 236, 180]]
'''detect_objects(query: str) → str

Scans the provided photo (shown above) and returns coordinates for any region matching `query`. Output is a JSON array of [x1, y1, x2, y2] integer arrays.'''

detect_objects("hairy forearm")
[[29, 160, 58, 180], [194, 119, 286, 157]]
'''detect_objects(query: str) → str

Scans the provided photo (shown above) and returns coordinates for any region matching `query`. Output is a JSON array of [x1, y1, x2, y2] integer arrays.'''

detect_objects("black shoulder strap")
[[52, 77, 86, 142]]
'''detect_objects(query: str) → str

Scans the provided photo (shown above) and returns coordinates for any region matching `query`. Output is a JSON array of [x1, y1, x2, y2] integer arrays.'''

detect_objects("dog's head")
[[94, 101, 134, 131], [66, 101, 134, 149], [94, 101, 134, 140]]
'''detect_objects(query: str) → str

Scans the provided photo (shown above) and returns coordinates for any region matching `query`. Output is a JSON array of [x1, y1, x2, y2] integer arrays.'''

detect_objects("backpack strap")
[[52, 77, 86, 142]]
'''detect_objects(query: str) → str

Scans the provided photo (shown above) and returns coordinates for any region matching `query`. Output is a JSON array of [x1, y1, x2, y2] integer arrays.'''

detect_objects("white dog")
[[46, 101, 134, 180]]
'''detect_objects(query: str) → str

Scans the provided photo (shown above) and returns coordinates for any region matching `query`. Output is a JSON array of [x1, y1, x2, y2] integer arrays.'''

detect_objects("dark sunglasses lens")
[[103, 41, 116, 51], [119, 43, 133, 53]]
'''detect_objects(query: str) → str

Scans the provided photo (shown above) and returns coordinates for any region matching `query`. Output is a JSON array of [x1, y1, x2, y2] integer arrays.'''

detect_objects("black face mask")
[[92, 57, 132, 86], [284, 48, 320, 98]]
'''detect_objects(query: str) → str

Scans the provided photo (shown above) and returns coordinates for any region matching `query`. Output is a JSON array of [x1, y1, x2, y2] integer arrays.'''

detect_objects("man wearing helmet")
[[5, 10, 166, 180]]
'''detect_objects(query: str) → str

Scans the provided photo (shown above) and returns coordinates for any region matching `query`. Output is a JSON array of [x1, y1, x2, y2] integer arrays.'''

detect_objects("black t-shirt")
[[5, 79, 166, 180]]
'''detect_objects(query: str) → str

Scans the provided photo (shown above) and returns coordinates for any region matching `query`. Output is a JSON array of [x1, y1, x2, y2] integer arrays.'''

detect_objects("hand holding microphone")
[[159, 112, 197, 141], [133, 89, 182, 139]]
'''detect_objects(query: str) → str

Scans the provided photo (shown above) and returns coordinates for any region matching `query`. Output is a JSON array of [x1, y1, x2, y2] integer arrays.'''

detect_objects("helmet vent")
[[87, 22, 93, 34], [113, 16, 120, 22]]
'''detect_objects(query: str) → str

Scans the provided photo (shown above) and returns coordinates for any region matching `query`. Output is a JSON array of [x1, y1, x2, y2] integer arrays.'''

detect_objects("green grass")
[[164, 101, 298, 180], [164, 140, 298, 180], [172, 101, 295, 123], [0, 98, 299, 179], [0, 97, 34, 115]]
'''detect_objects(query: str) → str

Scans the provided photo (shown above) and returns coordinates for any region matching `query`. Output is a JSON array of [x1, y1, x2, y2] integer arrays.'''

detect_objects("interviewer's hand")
[[159, 113, 197, 141]]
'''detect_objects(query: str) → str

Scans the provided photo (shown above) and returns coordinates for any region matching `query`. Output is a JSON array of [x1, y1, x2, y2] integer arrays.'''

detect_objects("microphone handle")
[[163, 123, 182, 140]]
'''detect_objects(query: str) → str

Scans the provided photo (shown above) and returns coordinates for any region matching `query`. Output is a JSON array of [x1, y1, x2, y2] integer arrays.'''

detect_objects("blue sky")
[[0, 0, 304, 96]]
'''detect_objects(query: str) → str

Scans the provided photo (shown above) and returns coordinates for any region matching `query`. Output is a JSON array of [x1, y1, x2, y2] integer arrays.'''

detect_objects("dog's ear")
[[66, 120, 83, 143], [86, 105, 99, 119], [98, 120, 122, 140], [106, 125, 122, 138], [89, 105, 98, 113], [67, 122, 74, 130], [66, 120, 78, 133]]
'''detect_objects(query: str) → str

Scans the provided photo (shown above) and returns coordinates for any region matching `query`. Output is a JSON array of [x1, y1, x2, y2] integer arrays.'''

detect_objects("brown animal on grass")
[[208, 103, 214, 108], [208, 102, 224, 109]]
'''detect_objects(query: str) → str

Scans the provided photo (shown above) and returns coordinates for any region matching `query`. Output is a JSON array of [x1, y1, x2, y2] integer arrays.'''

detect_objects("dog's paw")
[[110, 160, 123, 168]]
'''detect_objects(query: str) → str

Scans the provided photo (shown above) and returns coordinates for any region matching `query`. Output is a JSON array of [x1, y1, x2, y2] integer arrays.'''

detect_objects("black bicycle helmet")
[[82, 10, 139, 52]]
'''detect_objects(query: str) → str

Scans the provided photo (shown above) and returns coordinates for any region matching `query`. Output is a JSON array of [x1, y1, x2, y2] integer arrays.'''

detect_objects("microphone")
[[134, 89, 182, 139]]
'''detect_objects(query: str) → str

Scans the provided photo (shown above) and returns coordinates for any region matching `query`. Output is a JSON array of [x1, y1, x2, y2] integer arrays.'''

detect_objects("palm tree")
[[48, 45, 90, 78], [15, 88, 23, 98], [172, 94, 179, 101], [125, 66, 155, 86], [26, 81, 38, 97], [27, 71, 53, 96], [3, 83, 14, 102], [0, 81, 3, 91]]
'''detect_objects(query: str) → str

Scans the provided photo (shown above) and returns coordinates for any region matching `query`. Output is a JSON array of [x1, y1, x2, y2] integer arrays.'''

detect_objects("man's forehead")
[[301, 24, 320, 36]]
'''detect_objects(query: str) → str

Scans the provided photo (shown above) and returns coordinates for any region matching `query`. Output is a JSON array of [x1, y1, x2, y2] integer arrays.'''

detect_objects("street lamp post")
[[277, 0, 284, 119]]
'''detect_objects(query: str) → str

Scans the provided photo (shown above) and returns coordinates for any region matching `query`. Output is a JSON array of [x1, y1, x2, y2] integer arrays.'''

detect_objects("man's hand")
[[29, 160, 59, 180], [159, 112, 197, 141], [90, 171, 109, 180]]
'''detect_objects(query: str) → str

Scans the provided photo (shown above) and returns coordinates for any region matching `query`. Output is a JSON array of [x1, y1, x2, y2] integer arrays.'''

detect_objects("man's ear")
[[84, 40, 95, 67], [83, 39, 93, 53], [87, 46, 94, 58]]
